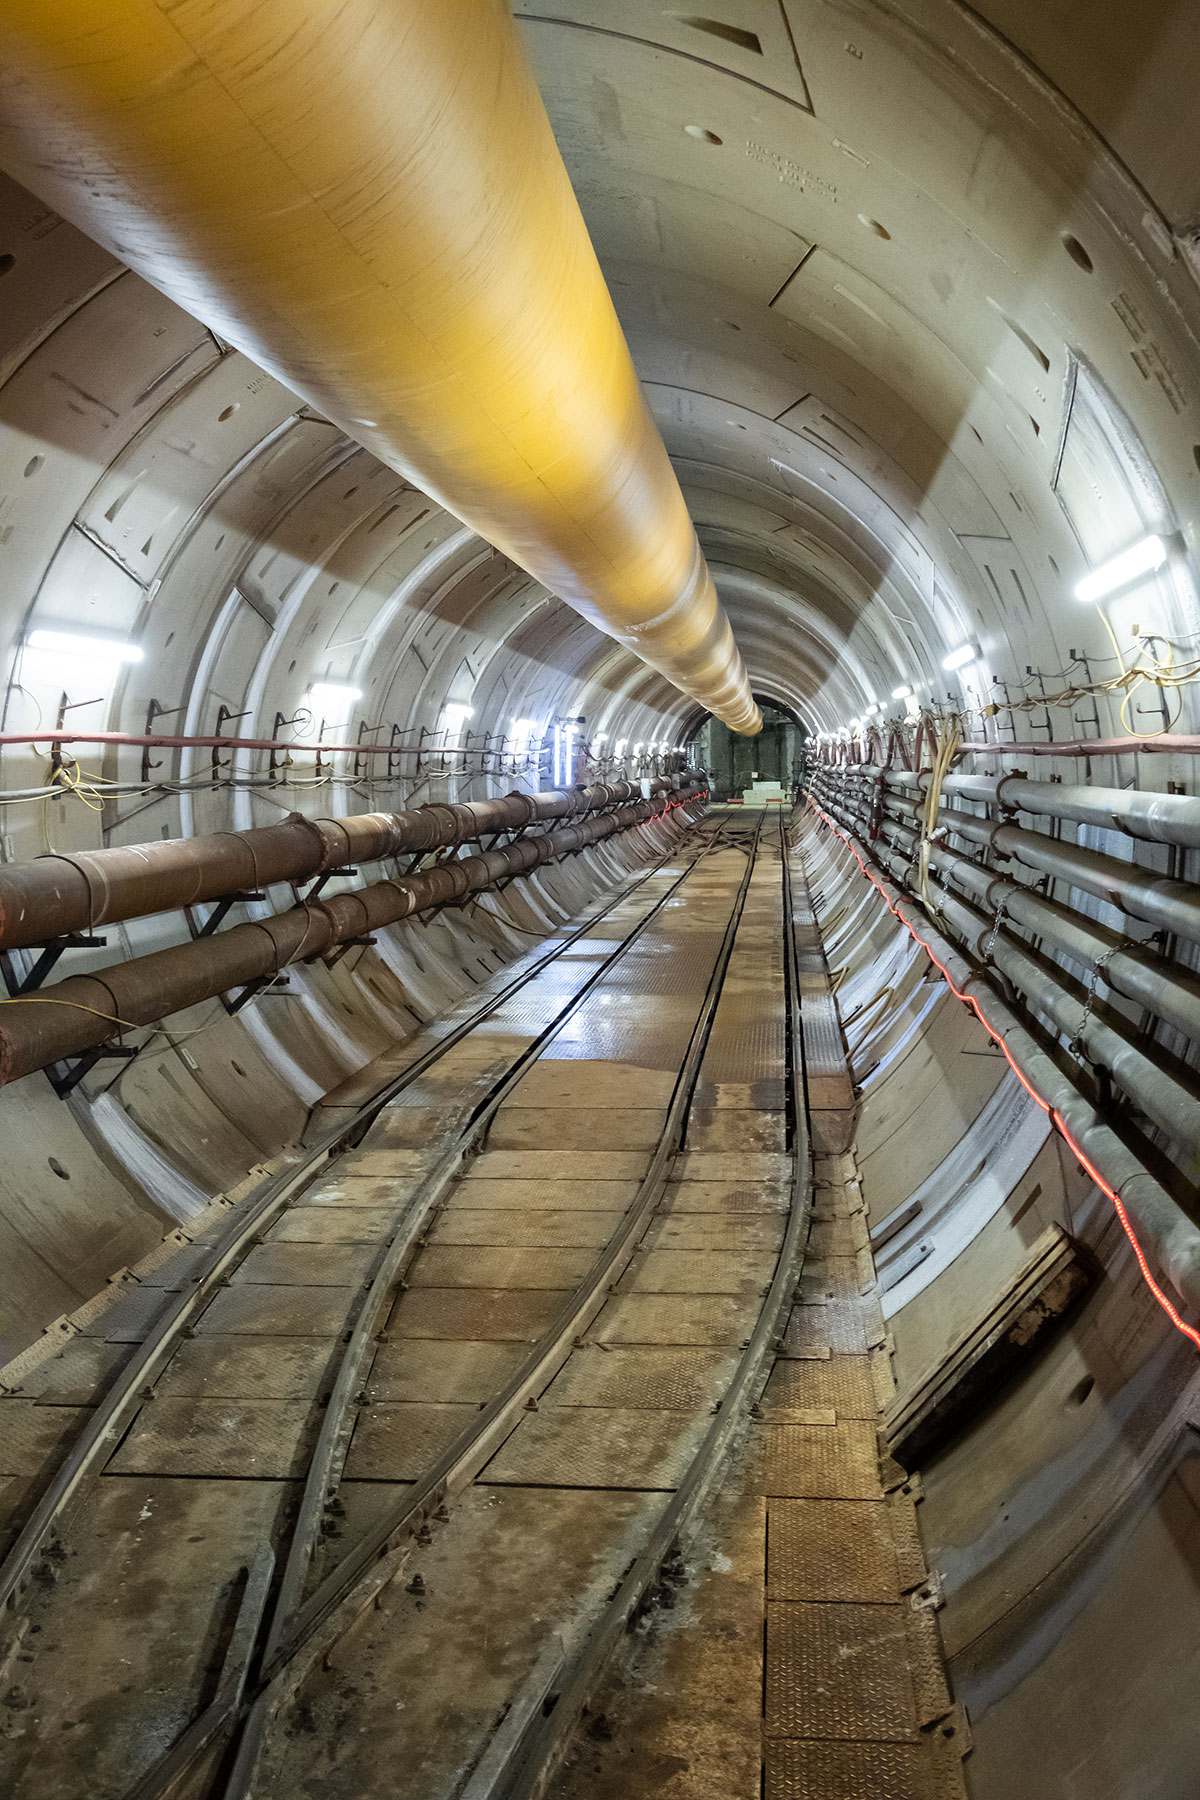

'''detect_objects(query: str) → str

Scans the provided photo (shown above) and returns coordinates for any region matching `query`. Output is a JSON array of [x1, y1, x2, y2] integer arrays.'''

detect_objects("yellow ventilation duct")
[[0, 0, 761, 735]]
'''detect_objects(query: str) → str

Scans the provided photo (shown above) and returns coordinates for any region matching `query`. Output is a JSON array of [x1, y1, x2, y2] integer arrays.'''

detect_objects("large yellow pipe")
[[0, 1, 760, 735]]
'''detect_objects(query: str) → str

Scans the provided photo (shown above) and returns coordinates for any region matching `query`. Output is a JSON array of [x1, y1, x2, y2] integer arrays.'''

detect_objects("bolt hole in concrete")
[[23, 454, 43, 478], [1068, 1375, 1095, 1408], [1193, 445, 1200, 475], [0, 252, 14, 277], [685, 125, 723, 143], [1061, 231, 1094, 271], [218, 403, 239, 420], [47, 1158, 70, 1181], [858, 214, 891, 238]]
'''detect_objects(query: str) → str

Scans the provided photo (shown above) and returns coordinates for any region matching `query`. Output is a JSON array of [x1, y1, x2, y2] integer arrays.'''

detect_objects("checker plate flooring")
[[765, 1601, 917, 1739], [483, 1405, 709, 1490], [767, 1499, 900, 1602]]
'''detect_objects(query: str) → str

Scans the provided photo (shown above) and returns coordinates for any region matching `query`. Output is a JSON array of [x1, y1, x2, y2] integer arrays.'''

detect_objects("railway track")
[[0, 809, 769, 1800]]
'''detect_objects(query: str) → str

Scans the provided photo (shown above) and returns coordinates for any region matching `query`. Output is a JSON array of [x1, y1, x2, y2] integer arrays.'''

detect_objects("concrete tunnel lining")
[[0, 3, 1199, 1795]]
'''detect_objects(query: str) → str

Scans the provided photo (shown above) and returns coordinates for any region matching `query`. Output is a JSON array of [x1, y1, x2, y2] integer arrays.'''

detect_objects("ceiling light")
[[942, 643, 978, 671], [864, 703, 879, 716], [439, 701, 474, 731], [26, 629, 143, 662], [892, 684, 912, 700], [594, 732, 608, 747], [309, 681, 362, 703], [1076, 534, 1172, 602]]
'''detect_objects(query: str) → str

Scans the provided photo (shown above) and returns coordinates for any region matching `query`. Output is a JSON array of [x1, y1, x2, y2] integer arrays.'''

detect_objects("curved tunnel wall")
[[1, 4, 1200, 1792]]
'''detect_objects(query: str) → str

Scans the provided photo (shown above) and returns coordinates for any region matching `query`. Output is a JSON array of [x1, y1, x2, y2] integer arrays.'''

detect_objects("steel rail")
[[0, 806, 716, 1627], [476, 812, 814, 1800], [213, 816, 767, 1800]]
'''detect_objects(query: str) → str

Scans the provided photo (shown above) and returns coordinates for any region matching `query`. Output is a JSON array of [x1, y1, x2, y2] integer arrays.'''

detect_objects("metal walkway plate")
[[765, 1601, 917, 1739], [483, 1405, 710, 1490], [767, 1498, 900, 1603]]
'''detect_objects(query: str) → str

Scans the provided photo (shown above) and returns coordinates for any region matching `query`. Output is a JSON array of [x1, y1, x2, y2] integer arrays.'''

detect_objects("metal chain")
[[982, 892, 1009, 963], [1069, 944, 1120, 1058]]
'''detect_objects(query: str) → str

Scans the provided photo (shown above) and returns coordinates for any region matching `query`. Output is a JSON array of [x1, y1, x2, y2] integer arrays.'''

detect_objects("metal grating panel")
[[659, 1180, 790, 1215], [766, 1740, 934, 1800], [646, 1214, 785, 1253], [617, 1248, 776, 1296], [444, 1178, 640, 1212], [342, 1401, 476, 1480], [13, 1340, 131, 1406], [756, 1420, 881, 1499], [798, 1258, 866, 1301], [767, 1498, 899, 1602], [764, 1355, 879, 1420], [463, 1151, 649, 1183], [764, 1601, 917, 1739], [544, 1345, 738, 1411], [108, 1397, 319, 1479], [0, 1400, 93, 1477], [406, 1246, 595, 1290], [483, 1405, 709, 1490], [904, 1602, 954, 1727], [800, 988, 846, 1077], [231, 1242, 379, 1288], [783, 1301, 871, 1356], [888, 1493, 928, 1591], [76, 1285, 176, 1342], [809, 1217, 868, 1258], [590, 1292, 759, 1346], [267, 1207, 398, 1244], [367, 1338, 527, 1403], [198, 1284, 361, 1337], [154, 1335, 340, 1401], [429, 1209, 626, 1250], [387, 1286, 571, 1342]]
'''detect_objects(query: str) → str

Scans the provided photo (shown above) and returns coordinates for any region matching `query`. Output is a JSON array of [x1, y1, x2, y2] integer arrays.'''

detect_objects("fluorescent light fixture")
[[942, 643, 978, 672], [848, 718, 861, 731], [27, 629, 143, 662], [594, 732, 608, 748], [864, 703, 879, 716], [892, 684, 912, 701], [1076, 534, 1171, 603], [614, 738, 628, 759], [309, 681, 361, 704]]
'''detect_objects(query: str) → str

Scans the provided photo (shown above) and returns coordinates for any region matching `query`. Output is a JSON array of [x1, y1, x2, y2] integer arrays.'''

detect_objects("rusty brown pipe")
[[0, 788, 698, 1085], [0, 777, 701, 951]]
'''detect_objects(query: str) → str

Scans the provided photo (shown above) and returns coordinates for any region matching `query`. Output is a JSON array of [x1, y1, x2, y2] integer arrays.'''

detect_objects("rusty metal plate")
[[483, 1404, 709, 1490], [487, 1108, 665, 1151], [904, 1602, 954, 1727], [387, 1287, 571, 1342], [767, 1498, 899, 1602], [406, 1246, 594, 1290], [590, 1293, 759, 1346], [763, 1356, 879, 1421], [429, 1209, 626, 1249], [505, 1056, 678, 1109], [338, 1148, 446, 1180], [12, 1340, 132, 1406], [0, 1400, 92, 1476], [267, 1207, 398, 1244], [343, 1401, 477, 1480], [198, 1284, 361, 1337], [783, 1301, 870, 1356], [108, 1397, 319, 1478], [646, 1214, 785, 1253], [685, 1110, 787, 1154], [544, 1345, 738, 1411], [231, 1241, 379, 1288], [296, 1174, 423, 1208], [809, 1217, 868, 1258], [463, 1150, 649, 1182], [673, 1152, 791, 1184], [755, 1420, 881, 1499], [367, 1338, 527, 1403], [798, 1258, 866, 1301], [888, 1493, 928, 1591], [444, 1178, 640, 1212], [154, 1335, 341, 1400], [765, 1740, 935, 1800], [618, 1248, 776, 1296], [76, 1284, 176, 1342], [810, 1111, 857, 1156], [659, 1180, 790, 1215], [765, 1601, 917, 1739]]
